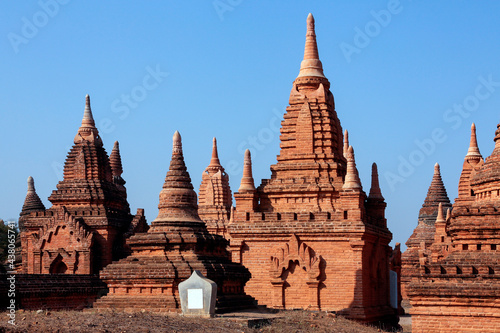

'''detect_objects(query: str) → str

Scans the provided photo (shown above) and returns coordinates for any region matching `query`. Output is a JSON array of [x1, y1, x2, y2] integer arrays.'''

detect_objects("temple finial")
[[343, 129, 349, 158], [466, 123, 482, 160], [173, 131, 182, 155], [368, 163, 384, 200], [21, 176, 45, 215], [297, 13, 325, 78], [209, 137, 221, 167], [343, 146, 361, 190], [74, 94, 101, 145], [110, 141, 125, 186], [238, 149, 256, 192], [435, 202, 445, 223]]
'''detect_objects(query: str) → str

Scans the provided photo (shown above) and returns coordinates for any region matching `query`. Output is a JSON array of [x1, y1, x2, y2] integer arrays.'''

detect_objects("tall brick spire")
[[297, 13, 325, 78], [466, 123, 482, 161], [198, 137, 232, 237], [343, 146, 361, 190], [420, 163, 451, 216], [343, 129, 349, 158], [74, 94, 102, 146], [21, 176, 45, 216], [110, 141, 125, 184], [152, 131, 202, 227], [368, 163, 384, 200], [238, 149, 256, 192]]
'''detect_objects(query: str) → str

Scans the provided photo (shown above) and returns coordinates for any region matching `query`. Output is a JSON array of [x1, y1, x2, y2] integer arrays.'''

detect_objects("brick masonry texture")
[[94, 132, 254, 313], [18, 95, 148, 276], [227, 14, 398, 326], [406, 122, 500, 333]]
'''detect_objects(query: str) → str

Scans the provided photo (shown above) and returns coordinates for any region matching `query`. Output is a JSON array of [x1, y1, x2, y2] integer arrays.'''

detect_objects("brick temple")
[[94, 132, 254, 312], [407, 122, 500, 333], [401, 163, 452, 299], [198, 138, 233, 239], [18, 95, 147, 275], [227, 14, 397, 324]]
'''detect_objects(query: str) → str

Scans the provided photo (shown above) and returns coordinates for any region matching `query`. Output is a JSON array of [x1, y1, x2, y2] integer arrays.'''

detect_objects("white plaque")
[[187, 288, 203, 309]]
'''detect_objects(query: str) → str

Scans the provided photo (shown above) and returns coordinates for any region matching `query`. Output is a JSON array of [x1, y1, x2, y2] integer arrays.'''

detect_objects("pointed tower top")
[[368, 163, 384, 200], [422, 163, 451, 208], [74, 95, 102, 145], [446, 208, 451, 221], [435, 202, 445, 223], [297, 13, 325, 79], [173, 131, 182, 155], [238, 149, 256, 192], [21, 176, 45, 216], [209, 137, 221, 167], [343, 129, 349, 158], [153, 132, 201, 225], [466, 123, 482, 160], [110, 141, 124, 178], [343, 146, 362, 190]]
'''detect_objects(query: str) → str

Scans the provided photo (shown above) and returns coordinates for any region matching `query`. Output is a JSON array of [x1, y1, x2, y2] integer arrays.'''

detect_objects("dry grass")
[[0, 309, 394, 333]]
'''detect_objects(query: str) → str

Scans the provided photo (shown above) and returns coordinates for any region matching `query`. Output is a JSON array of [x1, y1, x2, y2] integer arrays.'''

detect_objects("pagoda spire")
[[297, 13, 325, 78], [238, 149, 256, 192], [21, 176, 45, 215], [343, 146, 361, 190], [422, 163, 450, 208], [343, 129, 349, 158], [154, 131, 201, 225], [74, 94, 102, 146], [493, 120, 500, 152], [368, 163, 384, 200], [110, 141, 126, 186], [465, 123, 482, 161], [110, 141, 123, 178], [435, 202, 445, 223], [208, 137, 221, 167]]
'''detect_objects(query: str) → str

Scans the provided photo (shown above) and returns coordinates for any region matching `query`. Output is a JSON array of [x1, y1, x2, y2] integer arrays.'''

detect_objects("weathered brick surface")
[[18, 95, 147, 276], [228, 14, 397, 326], [407, 122, 500, 333], [198, 138, 232, 239], [401, 163, 452, 298], [0, 273, 107, 310], [95, 132, 254, 313]]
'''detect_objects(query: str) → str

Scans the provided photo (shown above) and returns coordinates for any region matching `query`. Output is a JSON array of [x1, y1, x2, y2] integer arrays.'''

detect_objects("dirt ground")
[[0, 309, 395, 333]]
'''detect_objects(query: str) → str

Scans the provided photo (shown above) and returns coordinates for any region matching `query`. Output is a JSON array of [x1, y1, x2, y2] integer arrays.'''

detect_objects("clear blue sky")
[[1, 1, 500, 251]]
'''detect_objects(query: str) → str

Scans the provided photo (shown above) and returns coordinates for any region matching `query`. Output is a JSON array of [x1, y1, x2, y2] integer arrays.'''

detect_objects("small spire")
[[74, 94, 102, 145], [422, 163, 451, 208], [368, 163, 384, 200], [297, 13, 325, 78], [343, 146, 361, 190], [435, 202, 445, 223], [21, 176, 45, 215], [238, 149, 256, 192], [466, 123, 482, 160], [110, 141, 123, 177], [154, 131, 201, 225], [209, 137, 221, 167], [445, 208, 451, 221], [173, 131, 182, 155], [343, 129, 349, 158]]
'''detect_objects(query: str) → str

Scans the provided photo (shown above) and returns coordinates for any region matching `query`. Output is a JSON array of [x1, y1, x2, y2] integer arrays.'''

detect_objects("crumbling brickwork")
[[94, 132, 254, 313], [19, 95, 147, 275], [407, 122, 500, 333], [228, 14, 397, 325], [401, 163, 452, 298], [198, 138, 233, 239]]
